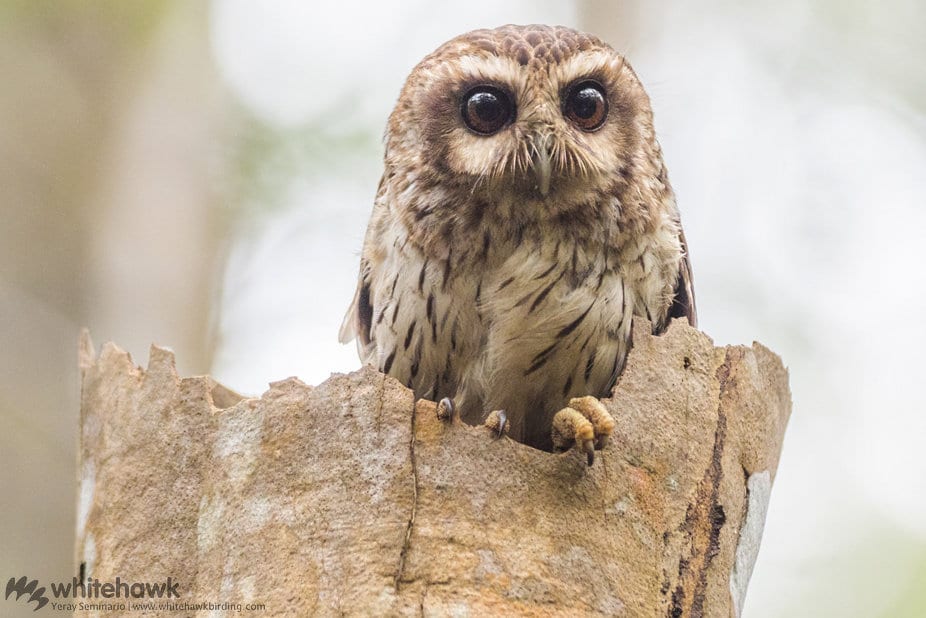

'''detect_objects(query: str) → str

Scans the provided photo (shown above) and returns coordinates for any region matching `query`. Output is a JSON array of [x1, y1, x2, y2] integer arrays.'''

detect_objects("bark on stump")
[[76, 319, 791, 617]]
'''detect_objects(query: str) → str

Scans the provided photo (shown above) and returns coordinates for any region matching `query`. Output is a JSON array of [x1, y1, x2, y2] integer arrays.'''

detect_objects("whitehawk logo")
[[5, 576, 49, 611]]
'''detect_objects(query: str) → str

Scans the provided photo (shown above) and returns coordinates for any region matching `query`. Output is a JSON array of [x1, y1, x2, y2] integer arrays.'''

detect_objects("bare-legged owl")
[[341, 25, 696, 464]]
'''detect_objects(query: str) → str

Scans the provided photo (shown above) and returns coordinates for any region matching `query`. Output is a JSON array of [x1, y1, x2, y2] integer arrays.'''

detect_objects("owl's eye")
[[563, 81, 608, 131], [461, 86, 513, 135]]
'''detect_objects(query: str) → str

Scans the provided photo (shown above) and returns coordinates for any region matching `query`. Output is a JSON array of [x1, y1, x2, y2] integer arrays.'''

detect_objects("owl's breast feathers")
[[341, 184, 694, 447]]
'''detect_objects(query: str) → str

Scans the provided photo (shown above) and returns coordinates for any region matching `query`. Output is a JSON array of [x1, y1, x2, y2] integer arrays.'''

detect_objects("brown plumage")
[[341, 25, 695, 456]]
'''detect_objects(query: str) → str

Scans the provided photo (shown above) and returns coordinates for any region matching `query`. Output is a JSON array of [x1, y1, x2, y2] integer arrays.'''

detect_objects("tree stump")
[[76, 319, 790, 617]]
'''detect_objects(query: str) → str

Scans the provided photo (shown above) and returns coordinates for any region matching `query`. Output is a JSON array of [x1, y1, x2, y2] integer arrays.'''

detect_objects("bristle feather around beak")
[[531, 133, 553, 196]]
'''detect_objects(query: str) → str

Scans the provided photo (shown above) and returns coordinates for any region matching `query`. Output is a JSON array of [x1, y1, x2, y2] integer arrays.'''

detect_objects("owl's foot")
[[437, 398, 507, 440], [436, 397, 457, 421], [551, 396, 615, 466], [484, 410, 508, 438]]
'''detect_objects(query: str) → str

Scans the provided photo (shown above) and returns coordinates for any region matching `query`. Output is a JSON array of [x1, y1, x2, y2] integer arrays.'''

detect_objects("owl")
[[340, 25, 695, 464]]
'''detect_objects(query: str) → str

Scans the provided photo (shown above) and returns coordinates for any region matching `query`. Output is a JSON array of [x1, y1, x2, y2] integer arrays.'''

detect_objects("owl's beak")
[[531, 134, 552, 197]]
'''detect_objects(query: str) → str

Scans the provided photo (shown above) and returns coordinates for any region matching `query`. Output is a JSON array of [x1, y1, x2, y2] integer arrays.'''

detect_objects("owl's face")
[[387, 25, 653, 215]]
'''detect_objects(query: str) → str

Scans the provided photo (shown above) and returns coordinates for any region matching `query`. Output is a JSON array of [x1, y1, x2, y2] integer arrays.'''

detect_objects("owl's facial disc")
[[402, 40, 647, 211], [455, 80, 617, 199]]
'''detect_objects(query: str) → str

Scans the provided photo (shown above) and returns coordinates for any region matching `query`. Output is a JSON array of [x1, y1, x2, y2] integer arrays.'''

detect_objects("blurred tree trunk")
[[86, 2, 226, 375], [0, 0, 226, 586]]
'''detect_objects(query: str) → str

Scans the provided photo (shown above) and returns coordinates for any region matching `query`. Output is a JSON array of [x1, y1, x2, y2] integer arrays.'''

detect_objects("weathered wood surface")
[[76, 319, 790, 617]]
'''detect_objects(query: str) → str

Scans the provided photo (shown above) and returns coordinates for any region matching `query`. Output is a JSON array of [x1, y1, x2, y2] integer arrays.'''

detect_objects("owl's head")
[[386, 25, 658, 218]]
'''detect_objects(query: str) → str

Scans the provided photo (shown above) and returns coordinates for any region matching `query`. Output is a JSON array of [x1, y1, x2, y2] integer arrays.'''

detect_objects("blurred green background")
[[2, 1, 925, 616]]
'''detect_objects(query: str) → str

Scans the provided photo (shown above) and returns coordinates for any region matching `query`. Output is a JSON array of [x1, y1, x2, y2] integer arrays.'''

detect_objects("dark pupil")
[[572, 88, 600, 119], [470, 92, 502, 122]]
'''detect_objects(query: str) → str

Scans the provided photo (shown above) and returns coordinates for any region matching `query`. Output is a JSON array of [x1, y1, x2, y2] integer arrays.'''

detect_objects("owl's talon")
[[551, 396, 615, 466], [485, 410, 508, 438], [436, 397, 456, 421], [584, 441, 595, 467]]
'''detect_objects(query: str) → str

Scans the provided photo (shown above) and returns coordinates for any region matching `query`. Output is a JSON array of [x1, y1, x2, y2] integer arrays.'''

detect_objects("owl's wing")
[[339, 179, 387, 359], [338, 278, 363, 343], [338, 271, 374, 351], [666, 227, 697, 328]]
